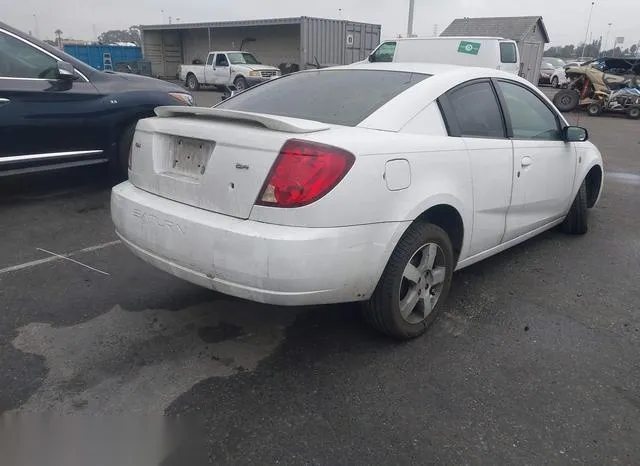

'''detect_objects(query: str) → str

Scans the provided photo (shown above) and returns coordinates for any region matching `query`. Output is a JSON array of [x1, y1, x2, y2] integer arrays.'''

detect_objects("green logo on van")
[[457, 41, 481, 55]]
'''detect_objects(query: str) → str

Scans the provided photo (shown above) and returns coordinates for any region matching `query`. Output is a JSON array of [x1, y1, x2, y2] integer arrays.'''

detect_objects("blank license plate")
[[171, 137, 215, 177]]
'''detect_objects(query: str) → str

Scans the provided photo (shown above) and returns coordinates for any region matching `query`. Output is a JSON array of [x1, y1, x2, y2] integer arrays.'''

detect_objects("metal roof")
[[139, 16, 379, 31], [440, 16, 550, 43]]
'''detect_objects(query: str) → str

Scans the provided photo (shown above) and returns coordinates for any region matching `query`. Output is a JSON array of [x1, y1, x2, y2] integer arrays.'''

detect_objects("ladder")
[[103, 53, 113, 71]]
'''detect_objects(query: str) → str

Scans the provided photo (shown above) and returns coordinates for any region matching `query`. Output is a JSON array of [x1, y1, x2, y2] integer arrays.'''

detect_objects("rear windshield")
[[217, 69, 429, 126]]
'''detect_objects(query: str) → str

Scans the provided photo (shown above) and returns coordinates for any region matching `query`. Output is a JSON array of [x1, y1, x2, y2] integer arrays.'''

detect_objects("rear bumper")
[[111, 182, 405, 306]]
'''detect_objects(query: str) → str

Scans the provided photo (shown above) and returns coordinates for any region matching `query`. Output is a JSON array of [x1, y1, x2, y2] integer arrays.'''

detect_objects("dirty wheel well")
[[585, 166, 603, 208], [416, 205, 464, 262]]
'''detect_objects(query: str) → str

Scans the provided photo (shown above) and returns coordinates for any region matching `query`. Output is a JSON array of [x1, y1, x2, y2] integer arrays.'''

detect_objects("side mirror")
[[57, 61, 76, 81], [367, 54, 374, 62], [564, 126, 588, 142]]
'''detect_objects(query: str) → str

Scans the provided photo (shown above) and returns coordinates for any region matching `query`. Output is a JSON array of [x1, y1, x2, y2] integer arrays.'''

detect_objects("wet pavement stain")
[[8, 301, 299, 414], [198, 322, 245, 343]]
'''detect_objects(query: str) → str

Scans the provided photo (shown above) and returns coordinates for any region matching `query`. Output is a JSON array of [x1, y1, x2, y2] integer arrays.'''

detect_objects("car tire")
[[551, 76, 559, 88], [186, 74, 200, 91], [233, 76, 248, 91], [553, 89, 580, 112], [562, 180, 589, 235], [587, 102, 603, 117], [627, 106, 640, 120], [363, 222, 454, 340]]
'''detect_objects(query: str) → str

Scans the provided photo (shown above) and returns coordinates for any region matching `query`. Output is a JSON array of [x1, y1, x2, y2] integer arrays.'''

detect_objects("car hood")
[[90, 71, 187, 93], [240, 65, 280, 71]]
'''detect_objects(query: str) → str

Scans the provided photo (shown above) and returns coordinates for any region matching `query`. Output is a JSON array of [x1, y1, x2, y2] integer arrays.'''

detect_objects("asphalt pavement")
[[1, 91, 639, 464]]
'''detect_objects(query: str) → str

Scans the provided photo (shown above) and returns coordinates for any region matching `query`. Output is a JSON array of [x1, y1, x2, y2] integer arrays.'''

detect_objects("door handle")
[[521, 156, 533, 168]]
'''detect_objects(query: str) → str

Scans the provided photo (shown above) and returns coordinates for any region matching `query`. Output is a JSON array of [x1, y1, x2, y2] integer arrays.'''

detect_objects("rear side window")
[[218, 70, 429, 126], [206, 54, 214, 66], [500, 42, 517, 64], [444, 81, 505, 138]]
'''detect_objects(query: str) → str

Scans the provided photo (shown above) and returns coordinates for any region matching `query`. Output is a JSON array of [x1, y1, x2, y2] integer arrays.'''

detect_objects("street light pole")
[[407, 0, 415, 37], [580, 1, 596, 59], [603, 22, 612, 56], [32, 14, 39, 39]]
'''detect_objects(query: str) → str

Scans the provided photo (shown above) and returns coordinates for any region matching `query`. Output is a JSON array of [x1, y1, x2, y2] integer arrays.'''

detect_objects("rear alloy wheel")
[[587, 102, 603, 117], [551, 76, 559, 88], [363, 223, 454, 340], [628, 106, 640, 120], [562, 180, 589, 235], [187, 74, 200, 91], [553, 89, 580, 112]]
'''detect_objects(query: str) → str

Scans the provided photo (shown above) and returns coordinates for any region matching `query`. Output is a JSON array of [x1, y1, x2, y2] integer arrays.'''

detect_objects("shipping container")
[[63, 44, 143, 71], [140, 16, 382, 78]]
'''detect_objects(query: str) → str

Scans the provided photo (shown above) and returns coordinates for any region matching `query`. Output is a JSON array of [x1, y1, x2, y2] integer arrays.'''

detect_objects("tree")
[[97, 27, 141, 45]]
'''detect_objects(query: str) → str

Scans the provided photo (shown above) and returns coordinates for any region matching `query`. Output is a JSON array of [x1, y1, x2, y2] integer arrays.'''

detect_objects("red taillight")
[[257, 139, 355, 208]]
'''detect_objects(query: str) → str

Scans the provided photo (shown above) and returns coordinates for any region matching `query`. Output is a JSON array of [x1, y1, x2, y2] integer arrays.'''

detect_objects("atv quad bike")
[[553, 64, 640, 119]]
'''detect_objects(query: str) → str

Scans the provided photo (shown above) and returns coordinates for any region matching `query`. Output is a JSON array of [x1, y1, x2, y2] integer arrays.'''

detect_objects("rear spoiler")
[[154, 106, 330, 134]]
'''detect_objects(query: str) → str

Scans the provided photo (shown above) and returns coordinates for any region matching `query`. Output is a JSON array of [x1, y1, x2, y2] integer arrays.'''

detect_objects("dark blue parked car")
[[0, 21, 193, 178]]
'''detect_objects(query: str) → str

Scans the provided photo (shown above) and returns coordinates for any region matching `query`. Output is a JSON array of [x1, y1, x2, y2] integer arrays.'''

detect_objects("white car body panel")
[[112, 182, 409, 305], [112, 62, 604, 306]]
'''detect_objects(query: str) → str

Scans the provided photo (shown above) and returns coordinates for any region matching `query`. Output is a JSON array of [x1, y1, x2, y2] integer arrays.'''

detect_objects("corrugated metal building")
[[441, 16, 550, 83], [140, 17, 381, 78]]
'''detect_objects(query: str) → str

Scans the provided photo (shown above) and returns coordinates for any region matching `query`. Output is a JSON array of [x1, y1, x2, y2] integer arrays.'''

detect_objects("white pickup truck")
[[179, 51, 281, 92]]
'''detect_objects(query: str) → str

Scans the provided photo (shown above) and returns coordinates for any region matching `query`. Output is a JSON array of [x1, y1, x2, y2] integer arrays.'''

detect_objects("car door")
[[439, 79, 514, 257], [0, 28, 102, 164], [203, 53, 215, 84], [213, 53, 231, 85], [495, 79, 576, 241]]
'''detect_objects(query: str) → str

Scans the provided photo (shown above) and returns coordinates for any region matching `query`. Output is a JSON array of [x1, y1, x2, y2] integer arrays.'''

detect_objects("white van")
[[366, 37, 520, 75]]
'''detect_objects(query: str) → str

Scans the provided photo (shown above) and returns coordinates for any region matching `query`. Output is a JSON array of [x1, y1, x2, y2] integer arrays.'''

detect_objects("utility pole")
[[32, 14, 39, 39], [580, 1, 596, 59], [603, 22, 612, 56], [407, 0, 415, 38]]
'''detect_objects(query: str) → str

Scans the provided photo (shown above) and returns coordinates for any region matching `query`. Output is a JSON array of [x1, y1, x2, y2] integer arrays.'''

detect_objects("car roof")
[[388, 36, 510, 42]]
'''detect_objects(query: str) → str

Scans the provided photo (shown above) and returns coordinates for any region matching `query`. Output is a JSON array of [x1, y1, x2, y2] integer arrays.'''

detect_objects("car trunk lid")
[[128, 107, 330, 219]]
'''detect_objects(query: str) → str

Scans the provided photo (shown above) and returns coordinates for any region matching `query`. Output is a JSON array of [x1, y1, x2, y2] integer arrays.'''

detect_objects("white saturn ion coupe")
[[111, 62, 604, 340]]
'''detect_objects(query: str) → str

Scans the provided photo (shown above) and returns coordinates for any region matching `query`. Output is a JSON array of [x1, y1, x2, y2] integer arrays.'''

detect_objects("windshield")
[[370, 42, 397, 62], [228, 52, 261, 65], [217, 69, 429, 126]]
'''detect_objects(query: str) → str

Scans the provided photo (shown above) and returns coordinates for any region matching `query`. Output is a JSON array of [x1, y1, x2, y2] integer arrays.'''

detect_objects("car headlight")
[[248, 71, 261, 77], [169, 92, 194, 106]]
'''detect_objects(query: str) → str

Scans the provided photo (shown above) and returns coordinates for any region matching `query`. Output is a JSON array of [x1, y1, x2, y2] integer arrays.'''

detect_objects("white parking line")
[[0, 240, 121, 276], [36, 247, 111, 276]]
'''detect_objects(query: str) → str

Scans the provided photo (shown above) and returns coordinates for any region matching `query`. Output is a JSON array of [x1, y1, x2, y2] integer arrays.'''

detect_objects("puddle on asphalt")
[[7, 301, 298, 414]]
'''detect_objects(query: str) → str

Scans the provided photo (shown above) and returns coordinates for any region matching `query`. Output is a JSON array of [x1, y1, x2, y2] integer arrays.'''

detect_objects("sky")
[[1, 0, 639, 48]]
